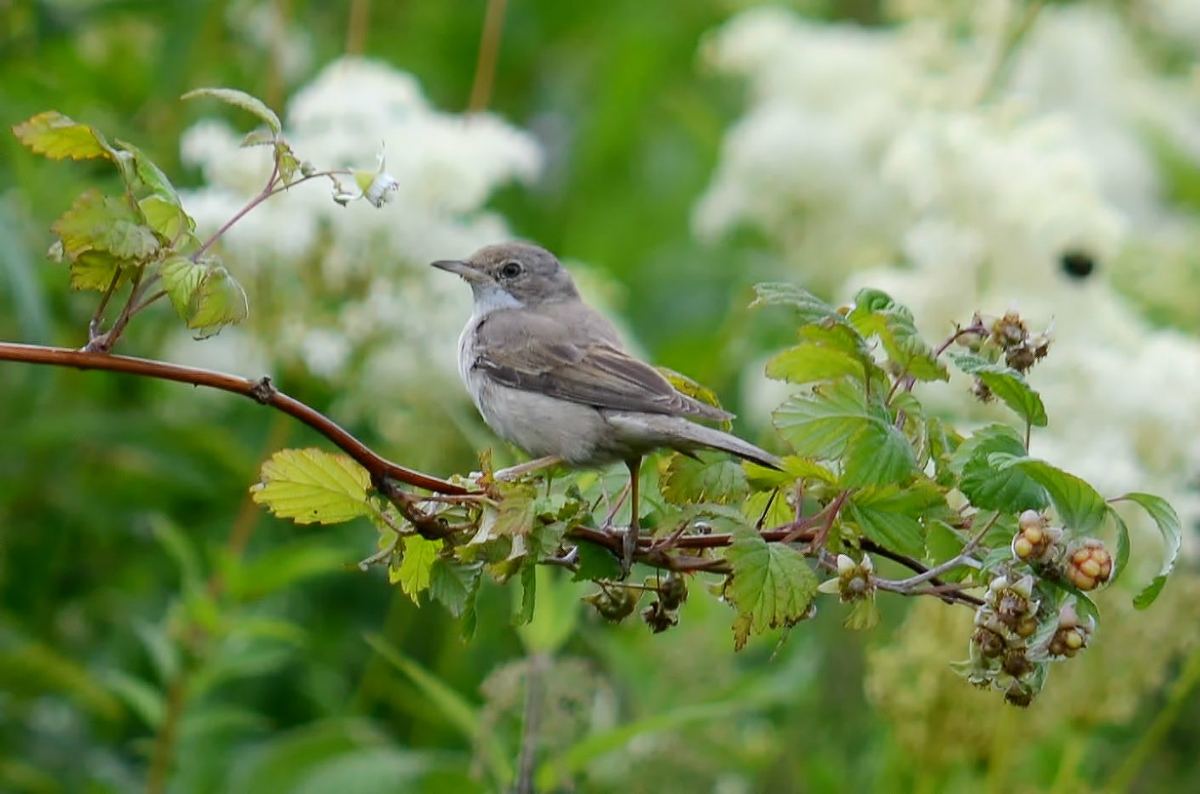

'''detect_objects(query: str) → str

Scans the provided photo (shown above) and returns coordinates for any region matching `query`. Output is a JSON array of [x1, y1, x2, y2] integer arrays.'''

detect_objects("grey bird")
[[432, 242, 781, 573]]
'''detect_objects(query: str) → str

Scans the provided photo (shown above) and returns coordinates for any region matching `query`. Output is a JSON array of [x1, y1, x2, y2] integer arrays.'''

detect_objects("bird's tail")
[[616, 414, 783, 470]]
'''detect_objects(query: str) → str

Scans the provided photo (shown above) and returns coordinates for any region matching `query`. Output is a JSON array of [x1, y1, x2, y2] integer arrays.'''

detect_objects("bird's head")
[[432, 242, 579, 311]]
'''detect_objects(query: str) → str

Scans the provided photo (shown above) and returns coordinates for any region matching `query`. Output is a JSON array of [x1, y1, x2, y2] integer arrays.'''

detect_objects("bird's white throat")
[[471, 286, 524, 318]]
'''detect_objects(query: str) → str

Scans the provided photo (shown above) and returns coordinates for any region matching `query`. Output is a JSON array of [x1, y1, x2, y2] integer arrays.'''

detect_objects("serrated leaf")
[[950, 424, 1048, 513], [250, 448, 372, 524], [742, 489, 794, 529], [750, 283, 849, 328], [481, 486, 536, 538], [846, 481, 949, 560], [660, 453, 749, 505], [139, 195, 193, 241], [69, 251, 127, 292], [429, 558, 482, 617], [276, 141, 300, 184], [188, 264, 248, 337], [390, 536, 441, 601], [950, 353, 1048, 427], [723, 523, 818, 649], [926, 520, 969, 583], [12, 111, 117, 161], [841, 418, 916, 487], [848, 288, 948, 381], [991, 456, 1106, 536], [1114, 493, 1181, 609], [571, 543, 622, 582], [183, 87, 282, 134], [765, 344, 865, 385], [773, 379, 869, 459], [51, 190, 158, 261], [742, 456, 836, 489]]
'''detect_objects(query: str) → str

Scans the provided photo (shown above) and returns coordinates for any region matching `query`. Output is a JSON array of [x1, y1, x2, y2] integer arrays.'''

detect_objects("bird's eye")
[[499, 261, 523, 279]]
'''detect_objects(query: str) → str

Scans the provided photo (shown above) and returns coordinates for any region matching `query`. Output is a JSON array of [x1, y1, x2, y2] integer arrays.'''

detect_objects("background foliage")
[[2, 0, 1199, 792]]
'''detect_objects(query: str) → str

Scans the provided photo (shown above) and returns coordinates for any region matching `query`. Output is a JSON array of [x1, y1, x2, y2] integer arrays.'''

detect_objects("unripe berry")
[[1064, 539, 1113, 591]]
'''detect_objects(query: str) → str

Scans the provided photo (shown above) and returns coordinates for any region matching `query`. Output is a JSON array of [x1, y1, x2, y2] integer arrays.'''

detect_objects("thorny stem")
[[883, 512, 998, 591], [0, 340, 987, 606]]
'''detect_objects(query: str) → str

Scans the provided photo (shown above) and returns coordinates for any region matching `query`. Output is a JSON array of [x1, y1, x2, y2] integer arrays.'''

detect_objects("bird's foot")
[[620, 521, 639, 579]]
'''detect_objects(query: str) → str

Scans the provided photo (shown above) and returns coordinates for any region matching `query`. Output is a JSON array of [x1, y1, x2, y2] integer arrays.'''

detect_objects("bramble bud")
[[583, 587, 639, 622], [821, 554, 875, 602]]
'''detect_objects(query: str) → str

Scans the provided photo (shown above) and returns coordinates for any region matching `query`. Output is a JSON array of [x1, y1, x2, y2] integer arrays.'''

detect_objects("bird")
[[432, 241, 781, 574]]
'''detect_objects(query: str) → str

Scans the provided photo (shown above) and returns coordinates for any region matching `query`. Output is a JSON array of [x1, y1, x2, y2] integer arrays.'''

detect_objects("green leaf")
[[724, 523, 818, 650], [514, 562, 536, 626], [660, 453, 749, 505], [742, 488, 794, 529], [847, 288, 948, 381], [950, 424, 1048, 513], [68, 251, 127, 292], [1114, 493, 1182, 609], [161, 256, 206, 320], [992, 456, 1106, 536], [250, 447, 373, 524], [390, 536, 441, 601], [139, 195, 194, 241], [51, 190, 158, 262], [12, 111, 117, 161], [571, 543, 622, 582], [926, 521, 969, 583], [429, 558, 482, 617], [479, 485, 536, 540], [846, 481, 948, 560], [844, 597, 880, 631], [742, 456, 835, 489], [950, 353, 1048, 427], [750, 282, 848, 327], [773, 379, 869, 459], [183, 87, 282, 134], [116, 139, 182, 202], [241, 128, 277, 147], [188, 264, 249, 336], [765, 344, 866, 385], [1108, 507, 1131, 585], [841, 418, 916, 487]]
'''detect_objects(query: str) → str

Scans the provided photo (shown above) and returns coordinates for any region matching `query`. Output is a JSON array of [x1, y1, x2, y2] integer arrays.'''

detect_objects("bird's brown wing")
[[473, 308, 732, 421]]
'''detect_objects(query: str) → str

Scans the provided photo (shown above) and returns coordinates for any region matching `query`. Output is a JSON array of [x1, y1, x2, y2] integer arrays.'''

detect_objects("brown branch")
[[0, 342, 466, 495]]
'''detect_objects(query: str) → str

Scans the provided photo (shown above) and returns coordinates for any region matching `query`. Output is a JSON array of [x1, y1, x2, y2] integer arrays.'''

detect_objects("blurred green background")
[[2, 1, 1199, 792]]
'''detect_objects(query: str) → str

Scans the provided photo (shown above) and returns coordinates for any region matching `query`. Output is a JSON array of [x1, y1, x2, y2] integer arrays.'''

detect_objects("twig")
[[884, 512, 998, 590], [89, 271, 122, 341], [0, 342, 466, 495]]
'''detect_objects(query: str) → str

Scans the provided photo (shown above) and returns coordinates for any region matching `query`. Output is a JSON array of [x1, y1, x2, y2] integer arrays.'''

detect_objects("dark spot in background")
[[1060, 250, 1096, 280]]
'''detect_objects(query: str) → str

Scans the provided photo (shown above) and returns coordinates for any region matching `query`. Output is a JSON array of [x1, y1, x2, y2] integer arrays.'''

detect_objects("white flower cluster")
[[699, 3, 1200, 527], [173, 58, 543, 454]]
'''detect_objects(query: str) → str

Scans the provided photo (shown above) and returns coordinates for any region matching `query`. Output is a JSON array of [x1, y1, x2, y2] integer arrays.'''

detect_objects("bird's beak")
[[431, 259, 487, 283]]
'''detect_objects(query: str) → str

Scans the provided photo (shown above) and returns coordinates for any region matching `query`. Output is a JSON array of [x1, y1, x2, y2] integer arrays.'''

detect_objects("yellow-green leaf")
[[139, 195, 194, 241], [160, 257, 206, 320], [660, 453, 749, 505], [188, 265, 248, 337], [250, 447, 372, 525], [182, 87, 282, 134], [69, 251, 127, 292], [390, 536, 442, 602], [12, 111, 117, 162], [723, 523, 817, 649], [51, 190, 158, 261]]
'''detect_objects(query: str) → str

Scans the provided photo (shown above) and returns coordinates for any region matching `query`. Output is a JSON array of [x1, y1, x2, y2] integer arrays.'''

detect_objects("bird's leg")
[[494, 455, 564, 482], [621, 457, 641, 578]]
